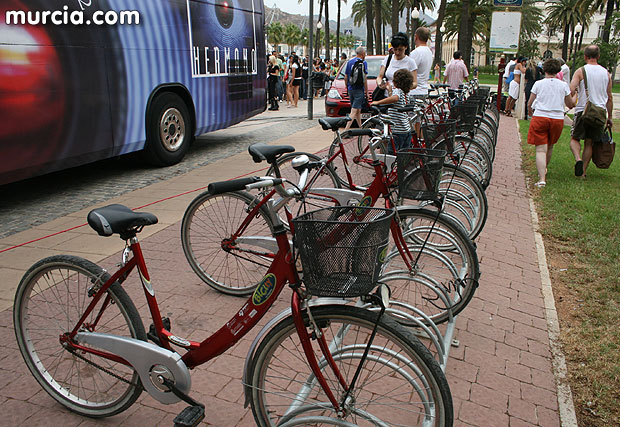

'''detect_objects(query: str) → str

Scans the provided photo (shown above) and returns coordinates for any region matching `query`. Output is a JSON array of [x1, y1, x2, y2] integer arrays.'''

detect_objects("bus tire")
[[146, 92, 192, 166]]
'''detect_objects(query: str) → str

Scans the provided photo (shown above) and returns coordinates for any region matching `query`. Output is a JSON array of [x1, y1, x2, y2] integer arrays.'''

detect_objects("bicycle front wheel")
[[13, 255, 146, 418], [249, 305, 453, 427]]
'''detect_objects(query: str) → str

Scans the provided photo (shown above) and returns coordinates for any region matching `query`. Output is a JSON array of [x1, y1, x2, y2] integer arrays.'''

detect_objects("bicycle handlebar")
[[208, 176, 284, 195]]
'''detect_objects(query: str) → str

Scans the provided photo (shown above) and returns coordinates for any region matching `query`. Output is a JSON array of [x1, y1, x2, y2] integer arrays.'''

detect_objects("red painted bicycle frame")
[[65, 227, 342, 410]]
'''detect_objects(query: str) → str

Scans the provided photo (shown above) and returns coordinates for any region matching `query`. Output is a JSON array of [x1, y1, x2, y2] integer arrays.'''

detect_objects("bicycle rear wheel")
[[13, 255, 145, 418], [181, 190, 275, 295], [249, 305, 453, 426]]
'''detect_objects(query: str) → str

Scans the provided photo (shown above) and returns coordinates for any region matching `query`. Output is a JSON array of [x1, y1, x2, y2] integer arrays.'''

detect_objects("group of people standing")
[[267, 51, 348, 111], [343, 27, 435, 147], [522, 45, 613, 186]]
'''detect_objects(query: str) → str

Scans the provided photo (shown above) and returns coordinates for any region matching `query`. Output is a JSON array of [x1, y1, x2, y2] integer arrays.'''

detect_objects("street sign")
[[493, 0, 522, 6], [489, 11, 522, 53]]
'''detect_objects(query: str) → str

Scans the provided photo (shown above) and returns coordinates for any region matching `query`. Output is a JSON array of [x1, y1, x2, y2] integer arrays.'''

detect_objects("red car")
[[325, 55, 385, 117]]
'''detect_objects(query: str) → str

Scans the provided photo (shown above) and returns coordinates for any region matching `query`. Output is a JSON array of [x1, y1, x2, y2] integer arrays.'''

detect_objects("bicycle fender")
[[241, 298, 351, 408]]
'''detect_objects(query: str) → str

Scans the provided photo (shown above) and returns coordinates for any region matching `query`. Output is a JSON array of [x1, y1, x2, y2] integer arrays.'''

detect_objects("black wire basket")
[[465, 95, 487, 115], [449, 103, 479, 133], [397, 148, 447, 201], [292, 206, 394, 298], [422, 120, 457, 154], [474, 87, 491, 99]]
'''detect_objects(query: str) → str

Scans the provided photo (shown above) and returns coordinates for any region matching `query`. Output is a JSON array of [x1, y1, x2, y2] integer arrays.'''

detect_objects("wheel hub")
[[159, 108, 185, 152]]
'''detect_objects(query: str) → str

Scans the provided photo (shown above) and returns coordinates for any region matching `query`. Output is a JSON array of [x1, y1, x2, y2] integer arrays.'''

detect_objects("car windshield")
[[337, 57, 384, 80]]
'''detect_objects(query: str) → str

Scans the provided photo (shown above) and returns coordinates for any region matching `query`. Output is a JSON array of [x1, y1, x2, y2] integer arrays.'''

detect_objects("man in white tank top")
[[569, 45, 613, 177]]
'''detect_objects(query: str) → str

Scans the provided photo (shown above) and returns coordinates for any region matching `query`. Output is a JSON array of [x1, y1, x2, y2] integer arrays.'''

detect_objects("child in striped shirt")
[[371, 68, 414, 153]]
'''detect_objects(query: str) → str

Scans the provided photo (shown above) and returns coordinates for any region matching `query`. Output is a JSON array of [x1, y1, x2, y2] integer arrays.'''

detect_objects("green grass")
[[477, 73, 620, 92], [475, 73, 502, 86], [518, 119, 620, 426]]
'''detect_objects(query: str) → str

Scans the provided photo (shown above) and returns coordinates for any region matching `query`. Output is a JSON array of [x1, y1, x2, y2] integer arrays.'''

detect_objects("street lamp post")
[[307, 0, 314, 120], [571, 23, 583, 79]]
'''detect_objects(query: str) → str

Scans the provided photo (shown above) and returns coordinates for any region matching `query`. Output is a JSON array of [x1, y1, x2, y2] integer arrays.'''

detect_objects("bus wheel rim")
[[159, 107, 185, 152]]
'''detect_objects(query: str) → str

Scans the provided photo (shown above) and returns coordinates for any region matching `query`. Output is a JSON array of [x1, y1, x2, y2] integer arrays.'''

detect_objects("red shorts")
[[527, 116, 564, 146]]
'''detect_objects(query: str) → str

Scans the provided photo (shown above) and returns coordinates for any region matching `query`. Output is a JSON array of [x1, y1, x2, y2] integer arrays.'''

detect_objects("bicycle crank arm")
[[76, 331, 191, 404]]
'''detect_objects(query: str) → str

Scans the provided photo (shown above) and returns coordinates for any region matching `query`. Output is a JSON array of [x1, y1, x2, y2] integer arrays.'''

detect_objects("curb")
[[518, 117, 579, 426]]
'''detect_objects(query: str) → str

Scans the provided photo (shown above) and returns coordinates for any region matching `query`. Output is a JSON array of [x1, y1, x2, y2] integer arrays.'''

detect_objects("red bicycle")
[[13, 145, 452, 426]]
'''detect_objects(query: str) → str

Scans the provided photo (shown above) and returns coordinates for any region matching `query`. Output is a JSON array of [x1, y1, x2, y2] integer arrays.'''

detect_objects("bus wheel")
[[146, 92, 192, 166]]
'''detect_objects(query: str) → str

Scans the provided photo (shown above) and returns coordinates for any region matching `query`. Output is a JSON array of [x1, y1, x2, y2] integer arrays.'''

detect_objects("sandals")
[[534, 181, 546, 188], [574, 160, 583, 177]]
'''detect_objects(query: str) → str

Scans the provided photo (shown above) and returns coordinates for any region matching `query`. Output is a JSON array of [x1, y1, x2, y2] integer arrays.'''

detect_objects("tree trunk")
[[578, 26, 584, 52], [392, 0, 400, 37], [315, 0, 324, 57], [366, 0, 374, 54], [458, 0, 470, 65], [406, 6, 411, 47], [325, 0, 330, 60], [374, 0, 382, 54], [602, 0, 615, 43], [561, 23, 569, 61], [433, 0, 448, 67], [569, 26, 575, 60], [336, 0, 341, 63], [464, 13, 475, 69]]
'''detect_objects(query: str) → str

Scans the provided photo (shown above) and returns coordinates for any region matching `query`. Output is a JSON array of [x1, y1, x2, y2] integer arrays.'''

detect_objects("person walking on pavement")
[[301, 57, 309, 100], [504, 56, 527, 117], [526, 58, 576, 187], [290, 54, 302, 108], [444, 51, 469, 105], [344, 47, 369, 131], [569, 45, 614, 178]]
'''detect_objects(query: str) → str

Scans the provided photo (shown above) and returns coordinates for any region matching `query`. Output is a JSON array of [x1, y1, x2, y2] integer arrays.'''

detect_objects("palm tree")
[[283, 23, 302, 54], [375, 0, 383, 54], [266, 22, 284, 52], [433, 0, 448, 67], [325, 0, 331, 60], [546, 0, 581, 60], [443, 0, 492, 68], [352, 0, 374, 52]]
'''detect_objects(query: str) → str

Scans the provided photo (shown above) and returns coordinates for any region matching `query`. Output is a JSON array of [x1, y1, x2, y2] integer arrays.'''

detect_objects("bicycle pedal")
[[174, 405, 205, 427]]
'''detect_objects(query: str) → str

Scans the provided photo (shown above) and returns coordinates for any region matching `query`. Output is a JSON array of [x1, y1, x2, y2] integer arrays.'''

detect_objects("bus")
[[0, 0, 266, 185]]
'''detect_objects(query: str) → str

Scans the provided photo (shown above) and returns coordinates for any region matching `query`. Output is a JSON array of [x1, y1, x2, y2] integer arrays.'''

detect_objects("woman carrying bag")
[[374, 32, 418, 101]]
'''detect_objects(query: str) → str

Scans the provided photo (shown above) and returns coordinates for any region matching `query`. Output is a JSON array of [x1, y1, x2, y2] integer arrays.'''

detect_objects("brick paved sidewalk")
[[0, 116, 571, 426]]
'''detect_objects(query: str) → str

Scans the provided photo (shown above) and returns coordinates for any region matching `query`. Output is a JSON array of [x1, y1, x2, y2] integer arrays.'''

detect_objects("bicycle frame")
[[66, 194, 361, 413]]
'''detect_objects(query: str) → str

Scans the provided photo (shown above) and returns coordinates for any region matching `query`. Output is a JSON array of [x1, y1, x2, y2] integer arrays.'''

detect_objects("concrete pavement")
[[0, 112, 573, 426]]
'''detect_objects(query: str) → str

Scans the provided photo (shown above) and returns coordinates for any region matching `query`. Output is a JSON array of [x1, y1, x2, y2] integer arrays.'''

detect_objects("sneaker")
[[574, 160, 583, 177], [534, 181, 546, 188]]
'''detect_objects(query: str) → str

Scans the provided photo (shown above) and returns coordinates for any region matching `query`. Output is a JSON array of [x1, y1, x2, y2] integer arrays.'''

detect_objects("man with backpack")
[[568, 45, 613, 177], [344, 47, 368, 130]]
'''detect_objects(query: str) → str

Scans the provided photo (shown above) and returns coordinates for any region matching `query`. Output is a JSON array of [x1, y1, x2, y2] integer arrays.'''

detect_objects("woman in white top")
[[376, 32, 417, 98], [526, 58, 576, 187]]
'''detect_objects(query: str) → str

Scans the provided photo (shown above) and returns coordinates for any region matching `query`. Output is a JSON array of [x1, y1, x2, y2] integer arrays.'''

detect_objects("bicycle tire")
[[438, 164, 488, 240], [454, 136, 493, 187], [248, 305, 453, 427], [385, 207, 480, 325], [324, 130, 382, 189], [267, 152, 341, 219], [13, 255, 146, 418], [181, 190, 276, 295]]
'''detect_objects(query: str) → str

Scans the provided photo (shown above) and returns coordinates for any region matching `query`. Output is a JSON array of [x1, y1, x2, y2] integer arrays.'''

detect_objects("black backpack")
[[350, 59, 364, 87]]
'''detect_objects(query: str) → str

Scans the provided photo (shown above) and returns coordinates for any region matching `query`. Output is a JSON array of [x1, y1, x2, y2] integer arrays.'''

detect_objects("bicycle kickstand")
[[161, 377, 206, 427]]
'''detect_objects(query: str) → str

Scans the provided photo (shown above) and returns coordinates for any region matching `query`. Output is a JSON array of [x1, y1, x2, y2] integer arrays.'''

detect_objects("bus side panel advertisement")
[[0, 0, 266, 184]]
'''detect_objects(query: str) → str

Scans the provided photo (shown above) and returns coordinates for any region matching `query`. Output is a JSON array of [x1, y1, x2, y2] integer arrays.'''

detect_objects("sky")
[[272, 1, 437, 21], [272, 1, 354, 20]]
